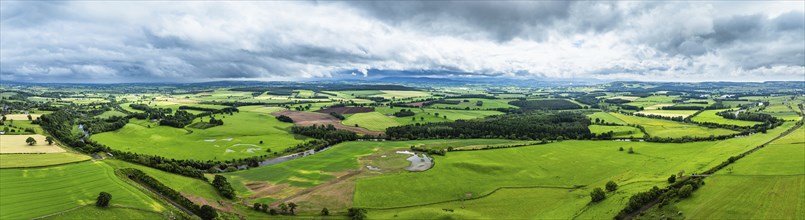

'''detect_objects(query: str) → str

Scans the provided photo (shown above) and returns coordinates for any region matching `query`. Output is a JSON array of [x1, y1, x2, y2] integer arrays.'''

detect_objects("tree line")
[[120, 168, 218, 220]]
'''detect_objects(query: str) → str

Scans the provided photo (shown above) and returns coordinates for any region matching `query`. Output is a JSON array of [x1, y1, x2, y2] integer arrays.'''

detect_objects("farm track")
[[625, 109, 805, 220]]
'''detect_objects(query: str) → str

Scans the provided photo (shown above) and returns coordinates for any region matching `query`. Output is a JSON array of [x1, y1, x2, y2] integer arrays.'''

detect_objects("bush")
[[348, 208, 367, 220], [590, 187, 606, 202], [668, 174, 676, 183], [606, 181, 618, 192], [276, 115, 294, 123], [321, 207, 329, 216], [96, 192, 111, 207], [678, 184, 693, 198]]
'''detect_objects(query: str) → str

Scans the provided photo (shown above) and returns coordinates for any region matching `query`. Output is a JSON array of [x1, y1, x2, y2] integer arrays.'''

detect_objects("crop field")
[[92, 111, 307, 161], [691, 109, 762, 127], [356, 122, 797, 218], [635, 109, 698, 117], [376, 90, 431, 99], [0, 134, 65, 153], [589, 125, 645, 138], [0, 162, 165, 219], [0, 153, 91, 168], [674, 126, 805, 219], [623, 95, 677, 108], [3, 113, 41, 120], [609, 112, 738, 138]]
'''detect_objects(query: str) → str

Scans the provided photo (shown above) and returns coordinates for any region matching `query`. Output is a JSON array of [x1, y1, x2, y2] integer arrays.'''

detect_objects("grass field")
[[623, 96, 677, 108], [376, 90, 431, 99], [635, 109, 698, 117], [357, 122, 797, 219], [691, 109, 762, 127], [430, 98, 517, 109], [587, 112, 627, 125], [3, 114, 41, 120], [95, 110, 127, 119], [0, 161, 165, 219], [0, 153, 91, 168], [674, 126, 805, 219], [342, 112, 402, 131], [0, 134, 65, 153], [589, 125, 646, 138], [609, 112, 738, 138], [104, 159, 226, 201], [92, 110, 307, 161], [42, 206, 165, 220]]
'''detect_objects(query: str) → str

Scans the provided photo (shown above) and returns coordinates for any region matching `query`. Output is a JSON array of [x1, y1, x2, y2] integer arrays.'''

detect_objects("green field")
[[42, 206, 165, 220], [0, 162, 165, 219], [0, 153, 91, 168], [636, 109, 698, 117], [674, 126, 805, 219], [358, 122, 797, 219], [609, 112, 738, 138], [589, 125, 646, 138], [430, 98, 517, 109], [104, 160, 226, 201], [623, 96, 678, 108], [587, 111, 627, 125], [691, 109, 762, 127], [95, 110, 128, 119], [92, 110, 307, 161], [342, 107, 503, 131]]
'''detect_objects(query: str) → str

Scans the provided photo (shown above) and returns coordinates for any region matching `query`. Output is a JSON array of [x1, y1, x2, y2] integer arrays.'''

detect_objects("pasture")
[[342, 107, 503, 132], [635, 109, 698, 117], [623, 95, 677, 108], [92, 111, 307, 161], [691, 109, 762, 127], [0, 161, 165, 219], [675, 126, 805, 219], [42, 206, 165, 220], [589, 125, 646, 138], [94, 110, 127, 119], [0, 135, 64, 153], [342, 112, 401, 131], [355, 122, 796, 219], [0, 153, 91, 168], [430, 98, 517, 109], [587, 111, 627, 125], [3, 114, 41, 120], [609, 112, 738, 138], [104, 160, 226, 202]]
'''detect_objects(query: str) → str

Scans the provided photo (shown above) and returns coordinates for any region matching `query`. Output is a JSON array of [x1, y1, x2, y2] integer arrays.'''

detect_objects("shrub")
[[590, 187, 606, 202], [668, 174, 676, 183], [678, 184, 693, 198], [606, 181, 618, 192], [96, 192, 111, 207]]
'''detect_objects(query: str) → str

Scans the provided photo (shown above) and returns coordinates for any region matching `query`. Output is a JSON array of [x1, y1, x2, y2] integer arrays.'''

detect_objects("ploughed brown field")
[[271, 110, 384, 136]]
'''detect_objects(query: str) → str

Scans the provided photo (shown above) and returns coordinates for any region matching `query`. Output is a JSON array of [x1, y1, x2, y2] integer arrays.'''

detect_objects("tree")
[[606, 181, 618, 192], [628, 147, 634, 154], [678, 184, 693, 198], [667, 174, 676, 183], [321, 207, 329, 216], [279, 203, 288, 214], [96, 192, 111, 207], [269, 208, 278, 215], [590, 187, 606, 202], [198, 205, 218, 220], [348, 208, 367, 220], [259, 140, 263, 144], [288, 202, 297, 214], [253, 203, 262, 211], [45, 136, 54, 145], [27, 115, 32, 120], [618, 147, 623, 151], [25, 137, 36, 145]]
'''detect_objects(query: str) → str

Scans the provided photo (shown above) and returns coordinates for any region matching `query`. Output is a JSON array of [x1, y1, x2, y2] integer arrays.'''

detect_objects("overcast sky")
[[1, 1, 803, 83]]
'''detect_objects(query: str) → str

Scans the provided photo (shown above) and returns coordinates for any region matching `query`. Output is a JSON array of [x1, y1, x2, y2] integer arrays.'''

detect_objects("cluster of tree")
[[81, 116, 129, 134], [211, 175, 236, 199], [206, 117, 224, 126], [717, 110, 778, 123], [447, 141, 546, 152], [386, 111, 592, 140], [604, 98, 631, 104], [159, 110, 196, 128], [410, 145, 446, 156], [276, 115, 294, 123], [348, 208, 367, 220], [619, 105, 643, 111], [573, 93, 607, 108], [661, 105, 703, 110], [192, 107, 239, 118], [632, 113, 685, 122], [508, 99, 582, 111], [446, 94, 496, 99], [120, 168, 217, 220], [613, 186, 664, 219], [393, 109, 416, 117], [329, 112, 345, 120], [252, 202, 299, 215], [291, 124, 358, 143], [128, 104, 172, 120]]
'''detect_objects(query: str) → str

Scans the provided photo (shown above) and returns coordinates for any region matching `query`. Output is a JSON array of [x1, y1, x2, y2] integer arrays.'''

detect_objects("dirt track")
[[271, 110, 383, 135]]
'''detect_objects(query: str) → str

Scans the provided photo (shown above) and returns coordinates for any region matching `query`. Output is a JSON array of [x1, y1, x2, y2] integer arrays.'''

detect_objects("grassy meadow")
[[0, 153, 91, 168], [343, 107, 503, 131], [589, 125, 646, 138], [691, 109, 762, 127], [609, 112, 738, 138]]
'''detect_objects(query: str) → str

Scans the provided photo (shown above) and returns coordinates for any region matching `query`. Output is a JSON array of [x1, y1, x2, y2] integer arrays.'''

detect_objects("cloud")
[[0, 1, 802, 83]]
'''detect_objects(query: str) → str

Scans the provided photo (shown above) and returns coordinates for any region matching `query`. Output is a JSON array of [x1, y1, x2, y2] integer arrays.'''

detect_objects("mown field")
[[0, 153, 91, 168], [0, 161, 165, 219], [674, 126, 805, 219], [636, 109, 698, 117], [691, 109, 762, 127], [92, 109, 307, 161], [42, 206, 165, 220], [104, 160, 226, 202], [357, 122, 797, 219], [609, 112, 738, 138]]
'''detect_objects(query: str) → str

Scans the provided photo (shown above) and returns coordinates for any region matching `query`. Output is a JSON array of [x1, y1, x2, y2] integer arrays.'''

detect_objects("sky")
[[1, 1, 803, 83]]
